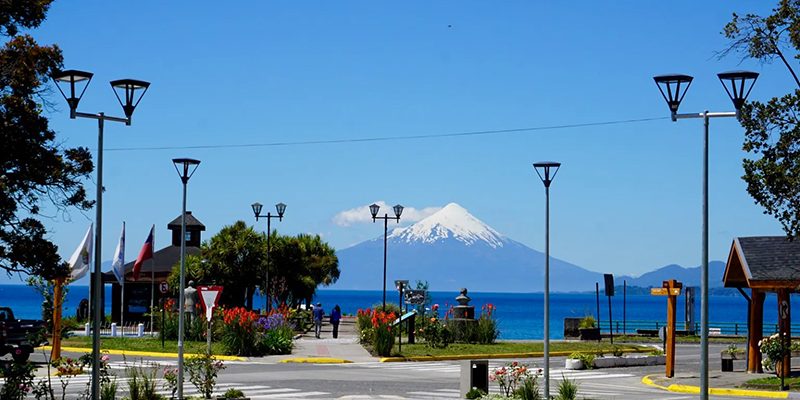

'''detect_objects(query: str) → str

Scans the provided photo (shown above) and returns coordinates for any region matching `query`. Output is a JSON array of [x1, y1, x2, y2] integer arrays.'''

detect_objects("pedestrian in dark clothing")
[[313, 302, 324, 338], [330, 305, 342, 339]]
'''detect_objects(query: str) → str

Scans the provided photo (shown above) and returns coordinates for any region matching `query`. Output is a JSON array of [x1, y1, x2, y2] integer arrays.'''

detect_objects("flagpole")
[[150, 224, 155, 335]]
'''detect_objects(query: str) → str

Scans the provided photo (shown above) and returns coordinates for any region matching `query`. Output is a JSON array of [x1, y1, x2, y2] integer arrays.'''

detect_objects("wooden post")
[[778, 289, 791, 378], [51, 278, 64, 361], [748, 290, 765, 373], [651, 279, 682, 378]]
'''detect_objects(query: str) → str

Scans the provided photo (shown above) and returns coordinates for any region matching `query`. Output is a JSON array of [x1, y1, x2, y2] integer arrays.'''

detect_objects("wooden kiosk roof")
[[723, 236, 800, 290]]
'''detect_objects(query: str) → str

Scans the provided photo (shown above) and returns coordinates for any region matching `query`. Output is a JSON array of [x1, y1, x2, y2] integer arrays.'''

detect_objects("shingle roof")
[[167, 211, 205, 231], [737, 236, 800, 281], [102, 245, 200, 282]]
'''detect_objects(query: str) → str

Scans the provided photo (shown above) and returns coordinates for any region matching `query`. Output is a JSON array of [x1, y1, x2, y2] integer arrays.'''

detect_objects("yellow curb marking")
[[38, 346, 246, 362], [641, 374, 789, 399], [280, 358, 352, 364]]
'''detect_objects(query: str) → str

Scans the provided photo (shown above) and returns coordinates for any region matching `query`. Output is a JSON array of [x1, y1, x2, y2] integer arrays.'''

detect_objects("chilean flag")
[[133, 225, 154, 281]]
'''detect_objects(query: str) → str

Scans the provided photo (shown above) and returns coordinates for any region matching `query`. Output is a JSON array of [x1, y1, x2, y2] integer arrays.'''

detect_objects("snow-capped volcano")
[[389, 203, 507, 248]]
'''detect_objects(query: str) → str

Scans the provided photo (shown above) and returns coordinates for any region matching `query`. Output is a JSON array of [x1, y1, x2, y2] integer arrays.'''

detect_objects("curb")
[[280, 357, 352, 364], [641, 375, 795, 399], [38, 346, 246, 362], [379, 347, 650, 363]]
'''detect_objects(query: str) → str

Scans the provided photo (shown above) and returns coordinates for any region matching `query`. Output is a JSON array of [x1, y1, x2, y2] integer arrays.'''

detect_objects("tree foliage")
[[167, 221, 266, 309], [723, 0, 800, 238], [0, 1, 95, 279], [167, 222, 340, 311]]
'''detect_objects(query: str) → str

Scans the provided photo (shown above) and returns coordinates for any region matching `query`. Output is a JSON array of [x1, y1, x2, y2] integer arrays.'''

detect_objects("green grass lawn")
[[60, 336, 227, 355], [392, 342, 651, 358], [742, 375, 800, 391]]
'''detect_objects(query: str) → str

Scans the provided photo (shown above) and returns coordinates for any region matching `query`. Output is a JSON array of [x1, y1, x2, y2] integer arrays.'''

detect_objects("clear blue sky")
[[5, 1, 789, 283]]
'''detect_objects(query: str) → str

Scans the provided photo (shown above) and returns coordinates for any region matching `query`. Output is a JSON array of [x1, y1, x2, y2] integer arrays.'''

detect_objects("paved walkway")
[[268, 316, 374, 363]]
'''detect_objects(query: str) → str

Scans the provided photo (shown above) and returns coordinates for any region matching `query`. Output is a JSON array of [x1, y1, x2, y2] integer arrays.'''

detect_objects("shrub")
[[0, 361, 35, 400], [356, 308, 375, 344], [477, 303, 499, 344], [514, 372, 543, 400], [611, 345, 624, 357], [260, 325, 294, 354], [446, 319, 477, 343], [125, 364, 160, 400], [555, 374, 579, 400], [222, 388, 246, 398], [371, 310, 397, 357], [186, 352, 225, 399], [100, 379, 118, 400], [221, 307, 260, 356], [568, 352, 595, 369], [489, 361, 534, 397], [760, 333, 791, 374], [465, 387, 486, 399], [578, 315, 596, 329]]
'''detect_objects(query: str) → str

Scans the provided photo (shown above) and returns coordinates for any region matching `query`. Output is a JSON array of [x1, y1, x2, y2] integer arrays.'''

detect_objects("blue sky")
[[3, 1, 790, 284]]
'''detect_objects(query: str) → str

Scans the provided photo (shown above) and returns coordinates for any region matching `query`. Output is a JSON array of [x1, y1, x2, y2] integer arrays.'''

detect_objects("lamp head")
[[251, 202, 263, 219], [172, 158, 201, 183], [717, 70, 759, 112], [533, 161, 561, 188], [52, 69, 93, 118], [369, 203, 380, 220], [275, 202, 287, 219], [393, 204, 404, 220], [111, 79, 150, 125], [653, 74, 693, 119]]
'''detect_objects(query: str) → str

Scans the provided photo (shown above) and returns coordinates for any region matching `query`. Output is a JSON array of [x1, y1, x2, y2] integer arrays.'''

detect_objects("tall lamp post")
[[52, 70, 149, 400], [251, 202, 286, 313], [369, 203, 403, 310], [653, 71, 758, 399], [172, 158, 200, 400], [533, 161, 560, 398]]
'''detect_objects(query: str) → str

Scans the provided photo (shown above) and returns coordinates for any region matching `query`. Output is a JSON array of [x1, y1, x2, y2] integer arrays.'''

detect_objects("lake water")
[[1, 285, 797, 339]]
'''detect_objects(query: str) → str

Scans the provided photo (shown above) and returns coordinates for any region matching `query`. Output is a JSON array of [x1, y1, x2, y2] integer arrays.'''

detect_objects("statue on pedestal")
[[184, 280, 198, 322]]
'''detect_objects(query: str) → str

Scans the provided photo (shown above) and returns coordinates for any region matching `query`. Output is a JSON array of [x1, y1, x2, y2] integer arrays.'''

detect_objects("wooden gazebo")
[[723, 236, 800, 374]]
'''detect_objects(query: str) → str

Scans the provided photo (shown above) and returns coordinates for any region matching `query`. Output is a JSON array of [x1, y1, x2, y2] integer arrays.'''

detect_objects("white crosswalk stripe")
[[20, 376, 331, 399]]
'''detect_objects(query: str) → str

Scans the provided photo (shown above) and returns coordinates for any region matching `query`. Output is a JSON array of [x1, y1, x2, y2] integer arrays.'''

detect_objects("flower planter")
[[564, 358, 585, 370], [565, 355, 665, 370], [579, 328, 601, 341]]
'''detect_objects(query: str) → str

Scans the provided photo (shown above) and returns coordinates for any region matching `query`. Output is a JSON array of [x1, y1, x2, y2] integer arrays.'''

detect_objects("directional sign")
[[650, 288, 681, 296], [159, 282, 169, 294], [197, 285, 223, 322], [405, 290, 426, 305]]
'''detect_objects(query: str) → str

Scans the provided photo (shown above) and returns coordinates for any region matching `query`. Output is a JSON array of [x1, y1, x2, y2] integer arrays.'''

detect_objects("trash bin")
[[460, 360, 489, 397]]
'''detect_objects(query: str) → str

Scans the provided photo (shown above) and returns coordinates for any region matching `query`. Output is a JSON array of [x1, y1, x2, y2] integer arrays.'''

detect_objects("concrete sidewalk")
[[268, 316, 374, 364], [643, 371, 800, 398]]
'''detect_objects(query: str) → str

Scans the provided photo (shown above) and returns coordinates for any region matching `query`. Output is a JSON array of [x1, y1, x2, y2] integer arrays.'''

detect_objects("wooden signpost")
[[650, 279, 682, 378]]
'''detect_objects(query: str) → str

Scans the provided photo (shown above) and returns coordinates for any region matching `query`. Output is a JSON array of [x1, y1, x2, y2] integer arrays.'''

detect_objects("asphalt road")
[[15, 343, 773, 399]]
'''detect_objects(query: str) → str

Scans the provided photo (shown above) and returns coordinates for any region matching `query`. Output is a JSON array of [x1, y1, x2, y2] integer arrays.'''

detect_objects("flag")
[[68, 225, 93, 282], [133, 225, 154, 281], [111, 222, 125, 285]]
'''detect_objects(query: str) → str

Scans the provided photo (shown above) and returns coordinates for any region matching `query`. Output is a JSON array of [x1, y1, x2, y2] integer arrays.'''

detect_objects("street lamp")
[[172, 158, 200, 400], [533, 161, 560, 398], [653, 70, 758, 399], [52, 69, 149, 400], [369, 203, 403, 310], [251, 202, 286, 313]]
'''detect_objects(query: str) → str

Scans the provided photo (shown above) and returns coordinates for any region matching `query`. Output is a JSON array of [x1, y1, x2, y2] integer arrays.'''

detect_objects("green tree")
[[0, 1, 94, 280], [167, 221, 267, 309], [269, 233, 339, 308], [723, 0, 800, 237]]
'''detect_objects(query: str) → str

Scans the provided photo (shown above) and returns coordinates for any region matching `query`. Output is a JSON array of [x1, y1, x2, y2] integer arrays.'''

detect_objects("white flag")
[[111, 222, 125, 285], [68, 225, 93, 282]]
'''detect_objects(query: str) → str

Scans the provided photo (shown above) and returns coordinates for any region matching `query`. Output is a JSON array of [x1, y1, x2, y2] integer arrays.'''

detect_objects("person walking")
[[330, 305, 342, 339], [313, 302, 324, 338]]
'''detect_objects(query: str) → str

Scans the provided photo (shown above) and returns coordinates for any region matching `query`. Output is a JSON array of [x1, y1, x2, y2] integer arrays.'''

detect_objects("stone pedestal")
[[452, 288, 475, 319]]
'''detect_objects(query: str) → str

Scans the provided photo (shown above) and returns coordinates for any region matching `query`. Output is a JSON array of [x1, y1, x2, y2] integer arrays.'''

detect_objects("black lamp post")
[[52, 70, 149, 400], [533, 161, 560, 398], [369, 203, 403, 310], [172, 158, 200, 400], [251, 202, 286, 313], [654, 70, 758, 400]]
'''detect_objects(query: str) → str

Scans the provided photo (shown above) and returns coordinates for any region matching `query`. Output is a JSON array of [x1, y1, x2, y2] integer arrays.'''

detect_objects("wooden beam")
[[748, 289, 765, 373]]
